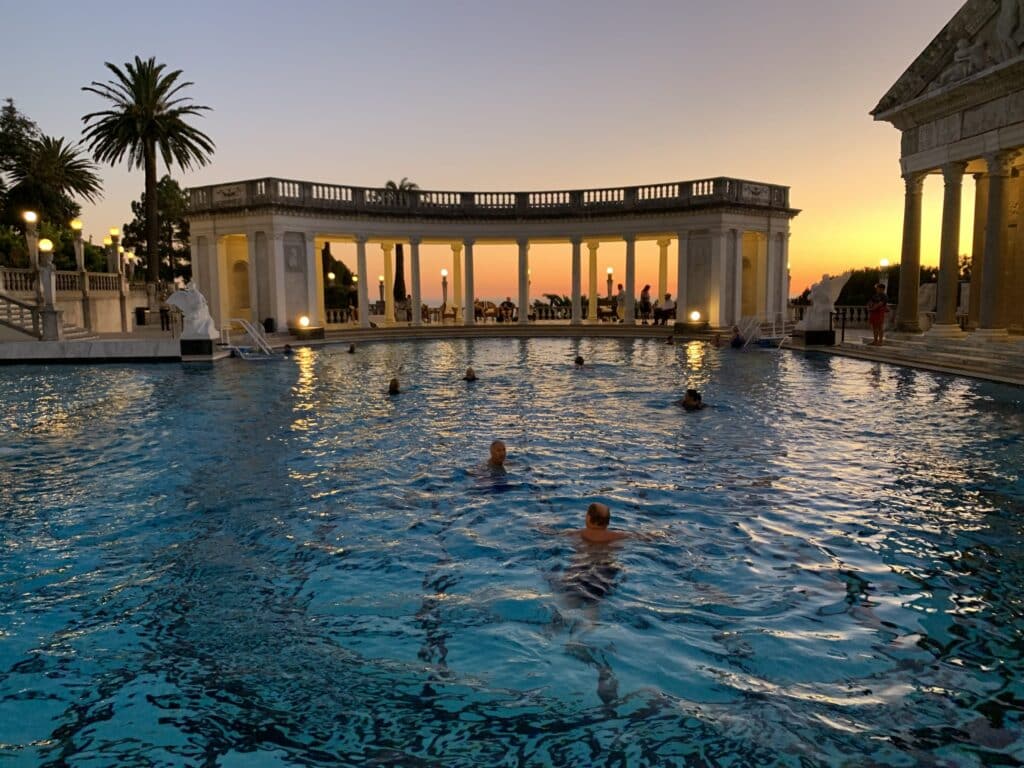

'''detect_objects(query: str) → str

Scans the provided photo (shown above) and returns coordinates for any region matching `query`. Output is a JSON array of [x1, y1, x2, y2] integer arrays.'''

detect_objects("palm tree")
[[81, 56, 214, 292], [383, 177, 418, 302], [3, 135, 102, 227]]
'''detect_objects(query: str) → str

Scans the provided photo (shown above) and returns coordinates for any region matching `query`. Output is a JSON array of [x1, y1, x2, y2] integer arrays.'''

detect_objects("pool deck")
[[2, 321, 1022, 387], [785, 329, 1024, 388]]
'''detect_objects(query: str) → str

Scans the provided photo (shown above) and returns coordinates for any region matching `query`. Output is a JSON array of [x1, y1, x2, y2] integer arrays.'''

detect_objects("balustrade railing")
[[1, 268, 36, 293], [188, 175, 792, 218], [88, 273, 121, 292]]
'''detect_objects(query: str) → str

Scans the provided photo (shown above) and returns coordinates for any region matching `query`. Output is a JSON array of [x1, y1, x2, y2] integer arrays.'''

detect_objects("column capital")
[[622, 232, 636, 243], [353, 234, 368, 245], [941, 161, 968, 183], [569, 235, 582, 245], [586, 240, 600, 252], [902, 172, 926, 194], [516, 237, 530, 248], [450, 242, 463, 255], [656, 237, 671, 248], [380, 241, 395, 253], [408, 236, 421, 246], [463, 238, 476, 247], [983, 150, 1019, 177]]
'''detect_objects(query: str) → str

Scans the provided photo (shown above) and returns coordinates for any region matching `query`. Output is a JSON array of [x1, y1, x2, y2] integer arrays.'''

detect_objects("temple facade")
[[873, 0, 1024, 338], [185, 177, 797, 331]]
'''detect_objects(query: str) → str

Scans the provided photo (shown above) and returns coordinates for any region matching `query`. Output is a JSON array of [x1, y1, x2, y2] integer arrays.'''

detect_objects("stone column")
[[587, 241, 599, 322], [931, 162, 967, 336], [709, 228, 729, 327], [675, 232, 689, 324], [624, 233, 636, 326], [518, 238, 530, 325], [464, 239, 476, 326], [977, 151, 1014, 335], [304, 233, 321, 327], [657, 238, 670, 305], [451, 242, 463, 322], [570, 237, 582, 325], [733, 229, 744, 324], [356, 236, 370, 329], [896, 172, 926, 332], [268, 233, 287, 330], [968, 173, 988, 328], [246, 232, 260, 325], [410, 238, 422, 327], [381, 241, 395, 325], [780, 233, 791, 323]]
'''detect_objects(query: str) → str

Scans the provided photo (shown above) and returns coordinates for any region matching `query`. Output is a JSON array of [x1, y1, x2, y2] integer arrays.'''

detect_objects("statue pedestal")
[[180, 338, 215, 356], [795, 329, 835, 346]]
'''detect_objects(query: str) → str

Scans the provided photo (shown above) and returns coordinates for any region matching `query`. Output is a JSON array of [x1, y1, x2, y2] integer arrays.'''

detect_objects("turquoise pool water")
[[1, 338, 1022, 766]]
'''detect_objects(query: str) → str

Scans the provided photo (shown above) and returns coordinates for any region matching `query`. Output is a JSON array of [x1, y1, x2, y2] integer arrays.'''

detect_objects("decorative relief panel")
[[740, 184, 770, 204], [213, 184, 246, 205]]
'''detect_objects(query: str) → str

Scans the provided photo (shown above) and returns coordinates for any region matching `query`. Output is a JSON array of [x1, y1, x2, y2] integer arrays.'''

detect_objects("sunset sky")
[[2, 0, 968, 301]]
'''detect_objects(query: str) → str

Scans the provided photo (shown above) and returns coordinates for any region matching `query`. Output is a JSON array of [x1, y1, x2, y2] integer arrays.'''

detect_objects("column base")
[[970, 328, 1011, 342], [896, 321, 922, 333], [924, 323, 965, 340]]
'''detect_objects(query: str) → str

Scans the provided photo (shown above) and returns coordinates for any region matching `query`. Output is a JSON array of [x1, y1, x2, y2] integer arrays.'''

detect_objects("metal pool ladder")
[[222, 318, 277, 359]]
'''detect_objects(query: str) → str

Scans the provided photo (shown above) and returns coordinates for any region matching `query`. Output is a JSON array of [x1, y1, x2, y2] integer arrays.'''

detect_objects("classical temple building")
[[872, 0, 1024, 339], [185, 177, 797, 332]]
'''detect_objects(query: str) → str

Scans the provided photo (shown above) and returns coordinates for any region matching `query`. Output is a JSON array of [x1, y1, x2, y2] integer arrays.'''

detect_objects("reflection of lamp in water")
[[441, 268, 448, 306], [879, 258, 890, 290], [606, 266, 613, 298]]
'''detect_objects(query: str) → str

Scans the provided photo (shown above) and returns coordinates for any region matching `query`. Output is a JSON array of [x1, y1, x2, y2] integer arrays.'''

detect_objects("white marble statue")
[[166, 282, 219, 340], [795, 272, 851, 331]]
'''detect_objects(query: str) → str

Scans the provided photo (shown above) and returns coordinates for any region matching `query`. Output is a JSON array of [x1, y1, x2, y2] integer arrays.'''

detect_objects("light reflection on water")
[[0, 339, 1022, 766]]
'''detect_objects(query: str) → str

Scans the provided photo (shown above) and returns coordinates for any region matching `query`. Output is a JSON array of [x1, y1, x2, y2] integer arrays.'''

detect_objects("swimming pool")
[[1, 338, 1022, 766]]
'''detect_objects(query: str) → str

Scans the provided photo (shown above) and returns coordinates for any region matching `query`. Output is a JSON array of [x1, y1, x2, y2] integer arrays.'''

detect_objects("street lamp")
[[110, 228, 122, 275], [37, 238, 54, 308], [327, 271, 336, 283], [441, 268, 448, 306], [879, 259, 890, 290], [102, 235, 113, 272], [70, 219, 85, 272], [689, 310, 701, 323], [378, 274, 385, 303], [606, 266, 613, 298], [23, 211, 38, 269]]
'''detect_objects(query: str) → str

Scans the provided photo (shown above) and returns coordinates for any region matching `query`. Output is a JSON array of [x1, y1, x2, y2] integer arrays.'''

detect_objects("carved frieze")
[[213, 184, 247, 205], [874, 0, 1024, 117], [740, 183, 771, 204]]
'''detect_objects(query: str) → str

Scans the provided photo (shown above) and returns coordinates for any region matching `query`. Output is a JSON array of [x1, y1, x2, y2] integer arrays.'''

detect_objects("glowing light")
[[37, 238, 53, 253], [327, 271, 336, 281], [103, 236, 113, 246], [70, 219, 83, 231], [880, 259, 889, 267], [299, 315, 310, 328], [378, 274, 384, 282], [352, 275, 358, 283], [441, 269, 448, 277], [109, 227, 120, 237], [689, 310, 701, 322], [606, 266, 613, 275], [23, 211, 37, 224]]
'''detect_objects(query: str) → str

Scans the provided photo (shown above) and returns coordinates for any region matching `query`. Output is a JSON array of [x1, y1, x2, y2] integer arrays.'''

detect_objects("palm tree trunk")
[[144, 140, 160, 302]]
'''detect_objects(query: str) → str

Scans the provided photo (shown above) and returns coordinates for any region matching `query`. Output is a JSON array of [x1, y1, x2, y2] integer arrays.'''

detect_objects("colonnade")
[[297, 229, 791, 331], [897, 149, 1023, 337]]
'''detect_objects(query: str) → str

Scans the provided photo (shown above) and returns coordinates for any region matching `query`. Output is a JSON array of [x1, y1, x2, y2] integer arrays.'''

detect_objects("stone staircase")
[[835, 331, 1024, 385], [0, 292, 97, 341]]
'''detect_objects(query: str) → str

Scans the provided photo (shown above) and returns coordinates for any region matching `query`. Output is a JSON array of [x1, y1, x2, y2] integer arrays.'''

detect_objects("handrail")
[[0, 291, 40, 337], [224, 317, 275, 356], [187, 175, 794, 218]]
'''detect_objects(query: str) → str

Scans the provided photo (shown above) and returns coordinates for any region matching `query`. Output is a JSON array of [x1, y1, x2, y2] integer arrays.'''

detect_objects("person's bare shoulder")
[[580, 529, 630, 544]]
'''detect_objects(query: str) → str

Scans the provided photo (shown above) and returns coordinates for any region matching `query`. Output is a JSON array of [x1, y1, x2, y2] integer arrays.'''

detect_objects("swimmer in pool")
[[388, 377, 400, 395], [464, 366, 478, 381], [488, 439, 507, 468], [572, 502, 631, 543]]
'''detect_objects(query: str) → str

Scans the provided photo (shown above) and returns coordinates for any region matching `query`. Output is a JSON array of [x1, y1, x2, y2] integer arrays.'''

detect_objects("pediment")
[[872, 0, 1024, 120]]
